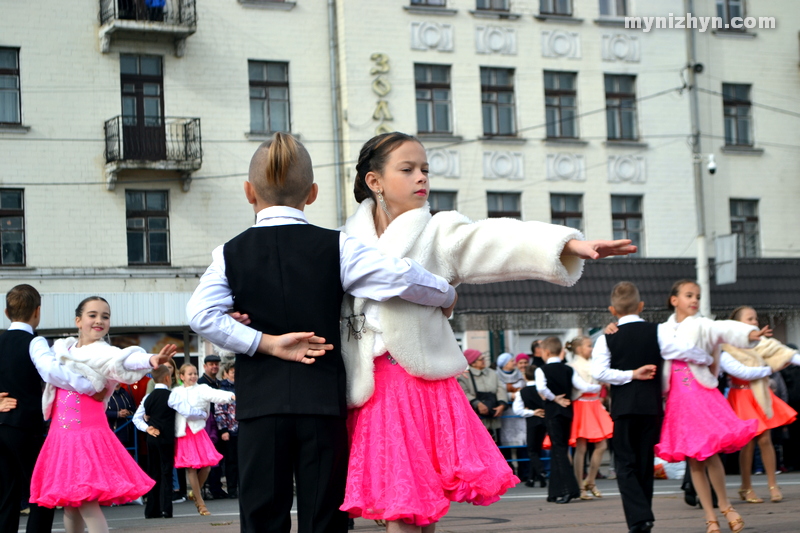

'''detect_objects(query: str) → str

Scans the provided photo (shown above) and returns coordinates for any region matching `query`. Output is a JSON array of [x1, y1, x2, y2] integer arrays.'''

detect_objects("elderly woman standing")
[[458, 350, 507, 440]]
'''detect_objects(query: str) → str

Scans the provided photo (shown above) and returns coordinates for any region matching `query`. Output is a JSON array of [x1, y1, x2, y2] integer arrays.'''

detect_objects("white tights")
[[63, 501, 109, 533]]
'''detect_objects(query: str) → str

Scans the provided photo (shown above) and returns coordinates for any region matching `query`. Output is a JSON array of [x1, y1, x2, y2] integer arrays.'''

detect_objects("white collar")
[[9, 322, 34, 334], [545, 357, 561, 364], [618, 315, 644, 326], [255, 205, 308, 225], [153, 383, 169, 390]]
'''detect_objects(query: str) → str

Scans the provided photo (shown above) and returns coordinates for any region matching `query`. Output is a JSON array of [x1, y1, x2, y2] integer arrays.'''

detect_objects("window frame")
[[605, 74, 638, 141], [729, 199, 759, 258], [540, 0, 572, 16], [716, 0, 744, 24], [544, 71, 578, 139], [550, 193, 583, 232], [0, 189, 25, 266], [598, 0, 626, 17], [611, 195, 643, 257], [476, 0, 509, 11], [481, 67, 516, 137], [722, 83, 752, 147], [428, 191, 457, 215], [487, 192, 521, 219], [415, 64, 452, 135], [248, 60, 291, 134], [411, 0, 446, 5], [0, 47, 22, 126], [125, 190, 171, 266]]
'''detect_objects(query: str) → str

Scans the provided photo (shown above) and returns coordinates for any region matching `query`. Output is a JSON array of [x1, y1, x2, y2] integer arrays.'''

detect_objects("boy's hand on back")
[[604, 322, 619, 335], [632, 364, 657, 381], [441, 291, 458, 318], [554, 394, 571, 408], [0, 392, 17, 412], [259, 333, 334, 364], [228, 311, 251, 325]]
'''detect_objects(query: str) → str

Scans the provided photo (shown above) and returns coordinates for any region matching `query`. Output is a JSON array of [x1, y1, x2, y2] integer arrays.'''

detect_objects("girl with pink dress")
[[168, 363, 234, 516], [29, 296, 176, 533], [339, 132, 636, 533], [655, 280, 768, 533]]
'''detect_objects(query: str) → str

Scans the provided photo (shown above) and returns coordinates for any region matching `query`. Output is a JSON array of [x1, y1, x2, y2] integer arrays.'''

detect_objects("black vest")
[[224, 224, 346, 420], [143, 388, 176, 440], [519, 384, 545, 426], [605, 321, 663, 419], [0, 329, 44, 431], [541, 362, 574, 419]]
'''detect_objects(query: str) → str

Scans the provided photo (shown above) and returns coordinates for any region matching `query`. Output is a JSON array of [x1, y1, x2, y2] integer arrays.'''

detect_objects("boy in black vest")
[[133, 364, 179, 519], [535, 336, 600, 504], [512, 365, 547, 488], [0, 284, 98, 533], [187, 133, 457, 533], [592, 281, 711, 533]]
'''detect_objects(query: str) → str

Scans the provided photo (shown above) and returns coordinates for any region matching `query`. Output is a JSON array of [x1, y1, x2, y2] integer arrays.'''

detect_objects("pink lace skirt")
[[656, 361, 758, 462], [341, 354, 519, 526], [174, 424, 223, 469]]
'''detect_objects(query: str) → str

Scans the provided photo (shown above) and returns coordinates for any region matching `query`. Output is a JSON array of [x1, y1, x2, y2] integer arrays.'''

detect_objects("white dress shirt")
[[534, 357, 601, 401], [133, 383, 206, 432], [511, 380, 544, 418], [17, 322, 96, 395], [187, 206, 456, 356], [591, 314, 714, 386]]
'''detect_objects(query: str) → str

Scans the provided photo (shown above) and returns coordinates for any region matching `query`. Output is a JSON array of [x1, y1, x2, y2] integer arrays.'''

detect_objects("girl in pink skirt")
[[340, 132, 636, 532], [30, 296, 176, 533], [168, 363, 234, 516]]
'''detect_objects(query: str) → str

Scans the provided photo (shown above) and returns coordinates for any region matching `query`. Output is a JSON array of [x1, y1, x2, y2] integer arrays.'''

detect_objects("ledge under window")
[[533, 14, 584, 24], [712, 29, 756, 39], [417, 133, 463, 142], [246, 131, 300, 141], [721, 145, 764, 155], [469, 9, 521, 20], [604, 140, 648, 148], [0, 124, 31, 134], [480, 135, 527, 145], [403, 6, 457, 16], [593, 16, 627, 27], [238, 0, 296, 9], [543, 137, 588, 146]]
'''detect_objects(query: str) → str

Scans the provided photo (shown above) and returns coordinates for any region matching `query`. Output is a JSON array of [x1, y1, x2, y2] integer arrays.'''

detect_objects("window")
[[477, 0, 509, 10], [722, 83, 752, 146], [126, 191, 170, 265], [550, 194, 583, 232], [716, 0, 743, 24], [481, 67, 515, 136], [540, 0, 572, 16], [411, 0, 446, 5], [487, 192, 521, 219], [429, 191, 456, 215], [544, 71, 577, 139], [0, 48, 21, 125], [0, 190, 25, 265], [730, 199, 759, 257], [599, 0, 626, 16], [415, 64, 451, 134], [249, 61, 290, 133], [605, 75, 637, 140], [611, 195, 642, 257]]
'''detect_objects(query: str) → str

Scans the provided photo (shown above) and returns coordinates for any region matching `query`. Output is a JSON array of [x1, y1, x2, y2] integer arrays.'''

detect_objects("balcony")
[[98, 0, 197, 56], [104, 115, 202, 191]]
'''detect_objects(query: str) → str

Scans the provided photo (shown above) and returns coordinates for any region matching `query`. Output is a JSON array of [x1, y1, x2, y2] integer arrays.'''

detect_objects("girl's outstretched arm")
[[562, 239, 637, 260]]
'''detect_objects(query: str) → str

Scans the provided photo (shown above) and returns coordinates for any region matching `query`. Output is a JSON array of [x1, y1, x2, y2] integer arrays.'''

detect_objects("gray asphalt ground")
[[21, 472, 800, 532]]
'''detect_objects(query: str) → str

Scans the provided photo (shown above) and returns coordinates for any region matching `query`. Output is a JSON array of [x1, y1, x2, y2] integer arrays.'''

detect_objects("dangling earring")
[[376, 190, 393, 222]]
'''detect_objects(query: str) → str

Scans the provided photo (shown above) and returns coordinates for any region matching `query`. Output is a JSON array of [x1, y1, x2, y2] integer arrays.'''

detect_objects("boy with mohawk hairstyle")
[[592, 281, 710, 533], [187, 133, 458, 533]]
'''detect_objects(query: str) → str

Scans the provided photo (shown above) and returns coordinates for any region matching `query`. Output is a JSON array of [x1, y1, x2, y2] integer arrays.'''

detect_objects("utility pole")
[[686, 0, 712, 318]]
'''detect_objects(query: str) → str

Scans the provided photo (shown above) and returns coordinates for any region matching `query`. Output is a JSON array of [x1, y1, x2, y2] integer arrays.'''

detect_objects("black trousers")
[[144, 435, 175, 518], [238, 414, 349, 533], [525, 421, 547, 481], [546, 414, 579, 500], [0, 425, 54, 533], [612, 415, 661, 528], [220, 433, 239, 495]]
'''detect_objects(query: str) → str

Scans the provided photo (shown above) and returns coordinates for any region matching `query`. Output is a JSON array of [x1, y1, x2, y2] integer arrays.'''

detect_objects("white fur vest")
[[340, 199, 584, 407]]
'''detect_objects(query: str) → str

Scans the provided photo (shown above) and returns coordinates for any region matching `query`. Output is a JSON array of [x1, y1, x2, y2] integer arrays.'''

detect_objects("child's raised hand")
[[562, 239, 637, 260], [749, 325, 772, 341], [150, 344, 178, 368], [633, 364, 657, 380], [259, 332, 334, 364], [0, 392, 17, 412]]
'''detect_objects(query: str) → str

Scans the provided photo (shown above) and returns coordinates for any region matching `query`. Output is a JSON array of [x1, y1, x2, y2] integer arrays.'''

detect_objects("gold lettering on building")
[[370, 53, 393, 135]]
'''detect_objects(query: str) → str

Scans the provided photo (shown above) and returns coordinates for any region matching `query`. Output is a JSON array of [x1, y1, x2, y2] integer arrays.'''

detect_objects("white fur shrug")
[[41, 338, 151, 420], [340, 199, 584, 407]]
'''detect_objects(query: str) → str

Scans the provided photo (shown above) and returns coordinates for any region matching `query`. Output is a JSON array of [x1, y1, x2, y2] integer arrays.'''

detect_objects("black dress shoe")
[[555, 493, 573, 504], [546, 495, 557, 502], [629, 521, 653, 532], [539, 475, 547, 488], [162, 512, 173, 519], [228, 491, 238, 499], [524, 480, 535, 487]]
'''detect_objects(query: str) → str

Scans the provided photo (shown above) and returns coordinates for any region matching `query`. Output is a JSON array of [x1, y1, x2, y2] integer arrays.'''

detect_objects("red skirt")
[[569, 395, 614, 447], [727, 382, 797, 436]]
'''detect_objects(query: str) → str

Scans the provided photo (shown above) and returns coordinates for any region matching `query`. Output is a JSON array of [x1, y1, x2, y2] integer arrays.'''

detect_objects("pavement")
[[20, 472, 800, 532]]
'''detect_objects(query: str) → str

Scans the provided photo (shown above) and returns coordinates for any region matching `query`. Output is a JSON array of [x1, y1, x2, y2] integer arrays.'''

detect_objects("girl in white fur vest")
[[339, 132, 637, 533]]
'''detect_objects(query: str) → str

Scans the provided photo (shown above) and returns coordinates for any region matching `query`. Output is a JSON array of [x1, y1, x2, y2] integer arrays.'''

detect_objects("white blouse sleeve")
[[719, 352, 773, 381], [196, 384, 235, 405]]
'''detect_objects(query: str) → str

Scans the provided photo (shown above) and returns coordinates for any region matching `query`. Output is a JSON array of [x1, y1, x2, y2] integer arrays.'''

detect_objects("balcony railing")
[[98, 0, 197, 56], [104, 116, 202, 191]]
